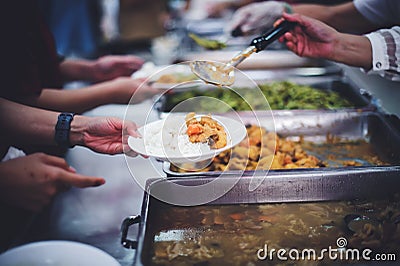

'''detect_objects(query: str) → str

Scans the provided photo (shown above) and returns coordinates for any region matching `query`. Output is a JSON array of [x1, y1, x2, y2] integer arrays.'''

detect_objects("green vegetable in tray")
[[188, 33, 227, 50], [165, 81, 353, 112]]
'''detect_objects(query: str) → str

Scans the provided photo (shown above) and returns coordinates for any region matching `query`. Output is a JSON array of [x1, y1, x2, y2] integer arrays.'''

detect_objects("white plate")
[[128, 115, 246, 164], [0, 240, 120, 266]]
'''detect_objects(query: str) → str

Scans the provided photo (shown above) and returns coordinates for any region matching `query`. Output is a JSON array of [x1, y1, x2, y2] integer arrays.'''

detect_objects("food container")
[[154, 75, 374, 118], [163, 111, 400, 177], [121, 174, 400, 266]]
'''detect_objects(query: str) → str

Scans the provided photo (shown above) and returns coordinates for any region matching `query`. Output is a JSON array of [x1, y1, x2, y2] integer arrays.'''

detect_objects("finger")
[[123, 55, 145, 64], [124, 121, 140, 138], [43, 155, 71, 171], [59, 171, 106, 188], [282, 12, 298, 22], [284, 32, 296, 43], [117, 56, 145, 68], [140, 154, 149, 159], [273, 18, 284, 28], [124, 148, 139, 158], [296, 34, 306, 56]]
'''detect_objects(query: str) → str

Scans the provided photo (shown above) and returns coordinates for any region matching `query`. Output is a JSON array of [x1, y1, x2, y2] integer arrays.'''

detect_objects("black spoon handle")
[[250, 20, 297, 52]]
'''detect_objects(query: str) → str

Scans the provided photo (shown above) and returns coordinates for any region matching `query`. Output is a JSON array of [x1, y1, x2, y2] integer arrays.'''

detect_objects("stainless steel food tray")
[[163, 111, 400, 177], [154, 75, 374, 118], [121, 174, 400, 265]]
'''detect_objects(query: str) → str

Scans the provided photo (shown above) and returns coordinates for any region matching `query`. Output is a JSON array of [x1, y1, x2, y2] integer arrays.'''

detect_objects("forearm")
[[29, 81, 117, 114], [59, 59, 96, 82], [0, 98, 59, 146], [331, 33, 372, 70], [0, 98, 98, 149], [293, 2, 376, 34]]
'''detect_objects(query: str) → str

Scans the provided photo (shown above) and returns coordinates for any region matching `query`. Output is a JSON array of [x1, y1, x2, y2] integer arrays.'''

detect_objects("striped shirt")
[[354, 0, 400, 81], [365, 27, 400, 81]]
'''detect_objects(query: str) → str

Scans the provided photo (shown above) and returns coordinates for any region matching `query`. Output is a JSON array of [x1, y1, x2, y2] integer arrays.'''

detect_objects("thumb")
[[125, 121, 140, 138]]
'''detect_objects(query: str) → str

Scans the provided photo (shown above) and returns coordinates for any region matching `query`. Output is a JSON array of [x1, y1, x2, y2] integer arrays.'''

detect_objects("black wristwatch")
[[55, 113, 75, 148]]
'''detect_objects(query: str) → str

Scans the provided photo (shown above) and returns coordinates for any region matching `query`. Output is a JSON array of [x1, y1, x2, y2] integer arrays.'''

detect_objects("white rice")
[[142, 117, 211, 157]]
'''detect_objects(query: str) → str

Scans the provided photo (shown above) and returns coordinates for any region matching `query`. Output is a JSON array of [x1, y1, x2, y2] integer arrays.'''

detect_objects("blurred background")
[[37, 0, 351, 60]]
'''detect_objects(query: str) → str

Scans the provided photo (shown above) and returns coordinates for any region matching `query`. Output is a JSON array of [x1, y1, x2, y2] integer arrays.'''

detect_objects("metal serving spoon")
[[190, 20, 296, 86]]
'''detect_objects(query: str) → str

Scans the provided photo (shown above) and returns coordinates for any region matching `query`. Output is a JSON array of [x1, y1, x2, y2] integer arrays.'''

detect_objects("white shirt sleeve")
[[365, 27, 400, 81], [1, 146, 26, 162]]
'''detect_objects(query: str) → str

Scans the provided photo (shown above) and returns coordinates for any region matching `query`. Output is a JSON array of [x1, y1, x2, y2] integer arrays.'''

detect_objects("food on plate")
[[140, 117, 212, 158], [173, 125, 325, 172], [150, 194, 400, 265], [164, 81, 353, 111], [185, 112, 227, 149]]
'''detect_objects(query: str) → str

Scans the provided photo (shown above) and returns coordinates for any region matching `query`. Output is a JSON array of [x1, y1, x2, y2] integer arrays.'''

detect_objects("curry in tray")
[[150, 194, 400, 266]]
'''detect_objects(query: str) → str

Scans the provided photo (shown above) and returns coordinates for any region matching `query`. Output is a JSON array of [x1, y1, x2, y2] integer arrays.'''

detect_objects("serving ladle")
[[190, 20, 297, 86]]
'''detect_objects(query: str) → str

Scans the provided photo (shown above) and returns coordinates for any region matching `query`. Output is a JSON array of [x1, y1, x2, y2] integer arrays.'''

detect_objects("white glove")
[[227, 1, 291, 35]]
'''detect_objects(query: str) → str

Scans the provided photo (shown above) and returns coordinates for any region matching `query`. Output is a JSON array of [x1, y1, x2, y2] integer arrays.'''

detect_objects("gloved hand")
[[227, 1, 292, 35]]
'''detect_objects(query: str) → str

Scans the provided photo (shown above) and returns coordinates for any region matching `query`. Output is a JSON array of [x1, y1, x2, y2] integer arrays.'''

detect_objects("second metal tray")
[[163, 111, 400, 177]]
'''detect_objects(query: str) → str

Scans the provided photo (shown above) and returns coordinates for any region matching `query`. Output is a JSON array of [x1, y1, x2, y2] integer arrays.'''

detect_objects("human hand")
[[91, 55, 145, 82], [0, 153, 105, 212], [278, 13, 339, 59], [227, 1, 289, 35], [70, 115, 141, 156], [105, 77, 160, 104]]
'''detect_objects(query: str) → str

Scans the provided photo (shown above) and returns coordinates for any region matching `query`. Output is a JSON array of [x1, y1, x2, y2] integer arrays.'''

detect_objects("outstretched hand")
[[91, 55, 145, 82], [71, 116, 141, 157], [0, 153, 105, 212]]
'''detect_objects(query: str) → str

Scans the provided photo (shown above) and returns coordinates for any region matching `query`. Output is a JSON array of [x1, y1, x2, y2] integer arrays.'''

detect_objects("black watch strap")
[[55, 113, 75, 148]]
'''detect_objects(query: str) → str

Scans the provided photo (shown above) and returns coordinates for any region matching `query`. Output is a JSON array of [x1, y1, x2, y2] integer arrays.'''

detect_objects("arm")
[[293, 2, 378, 34], [0, 98, 140, 155], [59, 55, 145, 83], [280, 13, 372, 70], [22, 77, 157, 114], [228, 1, 377, 35]]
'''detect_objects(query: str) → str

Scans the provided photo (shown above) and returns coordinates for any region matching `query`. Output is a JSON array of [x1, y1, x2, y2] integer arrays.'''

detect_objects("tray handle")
[[120, 215, 141, 249]]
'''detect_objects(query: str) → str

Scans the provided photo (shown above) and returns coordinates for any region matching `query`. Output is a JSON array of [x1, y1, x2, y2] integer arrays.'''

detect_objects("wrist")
[[329, 32, 344, 62], [69, 115, 90, 147], [332, 33, 372, 69], [60, 60, 96, 82], [54, 113, 75, 148]]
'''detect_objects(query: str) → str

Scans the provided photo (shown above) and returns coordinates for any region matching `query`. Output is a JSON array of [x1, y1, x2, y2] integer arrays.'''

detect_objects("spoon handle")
[[250, 20, 297, 52]]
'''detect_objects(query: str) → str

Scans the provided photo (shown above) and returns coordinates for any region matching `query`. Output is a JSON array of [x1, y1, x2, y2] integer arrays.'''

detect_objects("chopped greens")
[[165, 81, 353, 111]]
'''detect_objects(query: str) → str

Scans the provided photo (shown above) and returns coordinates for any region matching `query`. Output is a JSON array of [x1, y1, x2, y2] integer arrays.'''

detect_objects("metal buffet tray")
[[163, 111, 400, 177], [154, 75, 374, 118], [121, 174, 400, 266]]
